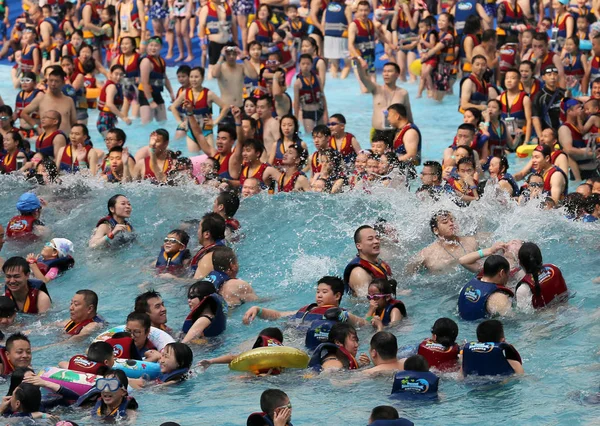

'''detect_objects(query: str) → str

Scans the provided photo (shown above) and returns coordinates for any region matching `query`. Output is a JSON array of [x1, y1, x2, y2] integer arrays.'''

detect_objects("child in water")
[[130, 342, 193, 388], [199, 327, 284, 372], [365, 278, 407, 331], [180, 281, 227, 344], [92, 370, 138, 420], [26, 238, 75, 283], [415, 317, 460, 371], [154, 229, 191, 277]]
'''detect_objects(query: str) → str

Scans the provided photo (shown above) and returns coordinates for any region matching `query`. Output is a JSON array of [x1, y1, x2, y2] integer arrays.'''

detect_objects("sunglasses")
[[327, 122, 340, 127], [95, 377, 122, 392], [164, 237, 183, 245], [0, 116, 10, 121], [20, 78, 33, 84], [529, 183, 543, 188], [44, 241, 57, 250], [366, 294, 387, 300]]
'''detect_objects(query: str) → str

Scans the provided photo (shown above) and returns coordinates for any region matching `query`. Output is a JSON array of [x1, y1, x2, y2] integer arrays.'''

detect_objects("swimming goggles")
[[543, 67, 559, 75], [0, 116, 10, 121], [95, 377, 122, 392], [164, 237, 183, 245], [529, 183, 543, 188], [20, 78, 33, 84], [276, 402, 292, 410], [366, 294, 387, 300], [327, 122, 340, 127]]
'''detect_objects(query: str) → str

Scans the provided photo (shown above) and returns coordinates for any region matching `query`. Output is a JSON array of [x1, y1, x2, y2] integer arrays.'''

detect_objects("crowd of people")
[[0, 0, 596, 422]]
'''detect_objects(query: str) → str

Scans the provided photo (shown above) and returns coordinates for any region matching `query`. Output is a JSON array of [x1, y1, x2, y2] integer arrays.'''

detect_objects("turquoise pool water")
[[0, 65, 599, 425]]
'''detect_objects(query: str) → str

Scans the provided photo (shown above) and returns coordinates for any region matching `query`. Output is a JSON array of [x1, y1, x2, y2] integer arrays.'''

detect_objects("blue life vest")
[[499, 173, 520, 197], [583, 214, 598, 222], [462, 341, 520, 376], [37, 256, 75, 275], [203, 270, 230, 291], [308, 342, 359, 371], [380, 299, 407, 325], [323, 2, 347, 37], [156, 367, 189, 383], [391, 370, 439, 397], [369, 420, 414, 426], [294, 304, 348, 349], [454, 0, 477, 36], [181, 293, 227, 337], [93, 396, 137, 419], [458, 277, 514, 321], [155, 247, 190, 274]]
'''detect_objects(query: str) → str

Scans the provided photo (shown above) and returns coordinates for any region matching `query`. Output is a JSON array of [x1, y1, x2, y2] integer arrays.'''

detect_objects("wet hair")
[[431, 318, 458, 347], [0, 296, 17, 318], [190, 66, 205, 79], [242, 138, 265, 156], [87, 341, 114, 369], [482, 255, 510, 277], [187, 280, 217, 301], [287, 144, 308, 168], [312, 124, 331, 137], [248, 40, 262, 51], [107, 193, 128, 216], [110, 64, 125, 73], [217, 125, 237, 141], [252, 327, 284, 348], [0, 105, 14, 120], [279, 114, 301, 142], [585, 193, 600, 213], [370, 331, 397, 360], [154, 128, 170, 143], [563, 192, 585, 217], [518, 242, 544, 297], [520, 60, 535, 72], [429, 210, 451, 234], [322, 148, 345, 177], [388, 103, 407, 117], [457, 157, 474, 170], [36, 157, 59, 184], [492, 155, 509, 173], [104, 369, 129, 389], [330, 113, 346, 124], [369, 278, 397, 297], [216, 192, 240, 218], [2, 257, 30, 275], [458, 123, 477, 135], [404, 354, 429, 372], [471, 54, 487, 65], [318, 276, 344, 303], [463, 14, 482, 35], [107, 128, 126, 144], [76, 289, 98, 312], [167, 229, 190, 246], [371, 130, 390, 146], [200, 212, 226, 241], [383, 62, 400, 74], [176, 65, 191, 75], [6, 333, 30, 352], [103, 4, 116, 17], [257, 3, 273, 19], [354, 225, 374, 244], [487, 99, 502, 110], [533, 31, 549, 44], [126, 311, 151, 331], [423, 160, 442, 180], [328, 322, 357, 345], [455, 145, 475, 162], [421, 15, 436, 27], [134, 290, 162, 314], [481, 29, 497, 42], [7, 367, 34, 396], [299, 53, 313, 63], [464, 108, 483, 124], [212, 246, 237, 273], [13, 383, 41, 413], [49, 68, 67, 80], [163, 342, 193, 370], [476, 319, 505, 342], [82, 58, 96, 74], [260, 389, 289, 418], [370, 406, 399, 421]]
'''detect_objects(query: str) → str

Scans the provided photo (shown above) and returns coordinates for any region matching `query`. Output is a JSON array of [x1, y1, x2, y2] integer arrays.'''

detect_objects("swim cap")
[[558, 0, 569, 5], [16, 193, 41, 213], [50, 238, 74, 258]]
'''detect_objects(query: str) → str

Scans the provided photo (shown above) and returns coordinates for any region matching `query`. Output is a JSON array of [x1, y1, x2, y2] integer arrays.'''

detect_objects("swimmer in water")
[[361, 331, 406, 375], [406, 211, 481, 274]]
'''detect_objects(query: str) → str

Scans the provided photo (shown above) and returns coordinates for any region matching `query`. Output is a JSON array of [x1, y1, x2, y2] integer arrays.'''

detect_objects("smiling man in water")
[[134, 290, 172, 335]]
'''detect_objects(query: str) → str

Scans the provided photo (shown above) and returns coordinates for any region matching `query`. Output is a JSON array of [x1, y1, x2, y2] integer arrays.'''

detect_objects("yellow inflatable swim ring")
[[516, 143, 561, 158], [229, 346, 309, 374], [86, 88, 101, 100]]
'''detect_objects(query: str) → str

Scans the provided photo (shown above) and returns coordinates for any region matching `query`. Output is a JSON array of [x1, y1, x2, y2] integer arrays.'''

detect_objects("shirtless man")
[[471, 30, 499, 87], [212, 44, 258, 113], [200, 0, 238, 79], [406, 211, 480, 274], [256, 95, 280, 158], [356, 61, 413, 137], [362, 332, 406, 375], [22, 68, 76, 135]]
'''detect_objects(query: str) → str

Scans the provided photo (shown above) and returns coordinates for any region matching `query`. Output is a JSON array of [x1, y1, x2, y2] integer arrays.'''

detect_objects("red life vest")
[[15, 89, 41, 118], [214, 151, 233, 177], [297, 72, 323, 106], [500, 91, 527, 118], [310, 151, 321, 174], [239, 162, 268, 187], [1, 151, 20, 173], [417, 338, 460, 370], [68, 355, 105, 374], [278, 171, 302, 192], [117, 52, 140, 78], [64, 315, 102, 335], [6, 215, 36, 238], [225, 218, 240, 231], [550, 149, 565, 165], [98, 80, 124, 112], [468, 74, 489, 98], [36, 130, 65, 158], [5, 281, 47, 314], [516, 264, 568, 308], [143, 156, 174, 180], [0, 348, 14, 376], [519, 79, 541, 98], [205, 2, 233, 35], [190, 240, 225, 272], [59, 144, 92, 172], [499, 43, 518, 72], [540, 52, 556, 72], [105, 336, 137, 359], [329, 133, 355, 157], [541, 165, 561, 193]]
